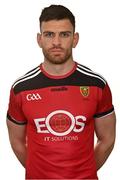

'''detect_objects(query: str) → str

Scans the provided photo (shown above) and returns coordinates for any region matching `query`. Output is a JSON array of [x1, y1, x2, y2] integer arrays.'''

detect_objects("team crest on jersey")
[[80, 86, 89, 97]]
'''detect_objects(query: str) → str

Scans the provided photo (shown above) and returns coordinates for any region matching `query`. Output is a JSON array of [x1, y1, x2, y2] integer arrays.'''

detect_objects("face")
[[37, 19, 79, 64]]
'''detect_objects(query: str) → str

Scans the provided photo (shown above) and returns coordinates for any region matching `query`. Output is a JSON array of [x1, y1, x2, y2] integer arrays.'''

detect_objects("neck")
[[42, 59, 75, 76]]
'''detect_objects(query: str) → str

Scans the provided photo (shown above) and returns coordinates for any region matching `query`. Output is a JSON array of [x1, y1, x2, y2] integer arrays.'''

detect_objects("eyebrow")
[[42, 31, 72, 34]]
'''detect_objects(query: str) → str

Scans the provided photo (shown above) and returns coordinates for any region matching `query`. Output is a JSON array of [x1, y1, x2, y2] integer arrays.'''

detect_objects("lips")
[[51, 48, 63, 52], [49, 49, 64, 55]]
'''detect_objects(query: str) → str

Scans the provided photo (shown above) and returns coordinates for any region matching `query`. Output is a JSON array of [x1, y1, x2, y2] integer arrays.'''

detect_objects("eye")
[[43, 32, 54, 38], [60, 32, 71, 38]]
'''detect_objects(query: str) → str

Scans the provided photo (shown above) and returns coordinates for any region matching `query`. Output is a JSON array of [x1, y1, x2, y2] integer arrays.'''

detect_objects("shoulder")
[[12, 66, 41, 94], [76, 63, 106, 88]]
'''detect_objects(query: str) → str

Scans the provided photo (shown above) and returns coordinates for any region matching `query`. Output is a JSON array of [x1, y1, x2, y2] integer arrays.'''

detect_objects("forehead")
[[40, 19, 74, 32]]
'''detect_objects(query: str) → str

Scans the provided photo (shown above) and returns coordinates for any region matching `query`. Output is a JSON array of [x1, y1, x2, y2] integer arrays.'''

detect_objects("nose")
[[52, 34, 61, 46]]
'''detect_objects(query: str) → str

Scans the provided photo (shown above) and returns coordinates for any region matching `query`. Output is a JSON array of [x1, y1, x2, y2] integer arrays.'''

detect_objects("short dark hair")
[[39, 5, 75, 31]]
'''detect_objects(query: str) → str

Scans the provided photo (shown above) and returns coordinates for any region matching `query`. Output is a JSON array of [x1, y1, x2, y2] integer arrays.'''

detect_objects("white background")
[[0, 0, 120, 179]]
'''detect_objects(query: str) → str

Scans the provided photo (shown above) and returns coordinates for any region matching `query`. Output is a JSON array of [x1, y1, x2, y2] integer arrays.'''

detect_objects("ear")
[[72, 32, 79, 48], [37, 33, 42, 48]]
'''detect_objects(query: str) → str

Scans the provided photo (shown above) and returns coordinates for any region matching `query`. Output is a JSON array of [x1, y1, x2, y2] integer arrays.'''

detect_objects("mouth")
[[50, 48, 64, 53], [50, 51, 63, 57]]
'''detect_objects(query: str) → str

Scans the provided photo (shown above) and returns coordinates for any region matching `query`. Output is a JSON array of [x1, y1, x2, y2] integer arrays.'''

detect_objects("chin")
[[49, 59, 68, 65]]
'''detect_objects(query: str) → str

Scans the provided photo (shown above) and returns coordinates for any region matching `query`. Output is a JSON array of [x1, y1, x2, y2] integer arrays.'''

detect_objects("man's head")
[[37, 5, 79, 65], [39, 5, 75, 32]]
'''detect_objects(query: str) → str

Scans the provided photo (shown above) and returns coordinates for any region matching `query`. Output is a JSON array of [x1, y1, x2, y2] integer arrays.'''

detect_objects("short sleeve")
[[94, 83, 114, 118], [7, 88, 27, 125]]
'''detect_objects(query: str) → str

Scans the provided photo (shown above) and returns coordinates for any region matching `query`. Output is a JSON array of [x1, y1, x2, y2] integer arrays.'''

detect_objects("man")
[[7, 4, 116, 180]]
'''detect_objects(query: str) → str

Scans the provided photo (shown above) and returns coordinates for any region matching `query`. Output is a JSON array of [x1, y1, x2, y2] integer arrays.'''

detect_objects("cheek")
[[61, 39, 73, 47], [65, 41, 73, 50], [41, 40, 51, 49]]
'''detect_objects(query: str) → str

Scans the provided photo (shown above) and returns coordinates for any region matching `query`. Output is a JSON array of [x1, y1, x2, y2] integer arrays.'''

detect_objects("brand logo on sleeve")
[[26, 93, 42, 101]]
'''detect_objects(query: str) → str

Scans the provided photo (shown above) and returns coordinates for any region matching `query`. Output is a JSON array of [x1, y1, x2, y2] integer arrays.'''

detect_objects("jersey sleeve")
[[7, 88, 27, 125], [94, 83, 114, 118]]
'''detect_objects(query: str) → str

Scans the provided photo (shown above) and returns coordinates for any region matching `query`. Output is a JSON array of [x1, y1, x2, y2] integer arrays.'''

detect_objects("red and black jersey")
[[7, 62, 114, 179]]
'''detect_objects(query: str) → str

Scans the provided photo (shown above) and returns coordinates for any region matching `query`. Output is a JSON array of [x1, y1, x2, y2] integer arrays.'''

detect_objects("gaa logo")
[[34, 110, 86, 136], [26, 93, 42, 101]]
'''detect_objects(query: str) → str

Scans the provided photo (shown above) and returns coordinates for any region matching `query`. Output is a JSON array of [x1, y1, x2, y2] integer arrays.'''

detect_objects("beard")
[[42, 46, 72, 65]]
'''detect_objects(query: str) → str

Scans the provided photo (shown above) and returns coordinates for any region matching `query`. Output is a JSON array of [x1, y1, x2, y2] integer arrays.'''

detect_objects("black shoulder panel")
[[13, 69, 106, 94]]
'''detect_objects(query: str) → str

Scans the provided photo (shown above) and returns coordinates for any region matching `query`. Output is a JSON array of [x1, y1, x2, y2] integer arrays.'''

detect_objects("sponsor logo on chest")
[[34, 110, 86, 136]]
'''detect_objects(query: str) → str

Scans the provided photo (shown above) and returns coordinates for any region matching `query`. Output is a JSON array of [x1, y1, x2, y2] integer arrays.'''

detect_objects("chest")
[[20, 85, 99, 121]]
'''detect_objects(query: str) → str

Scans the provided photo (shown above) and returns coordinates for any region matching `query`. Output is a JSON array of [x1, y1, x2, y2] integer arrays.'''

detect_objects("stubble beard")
[[42, 48, 72, 65]]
